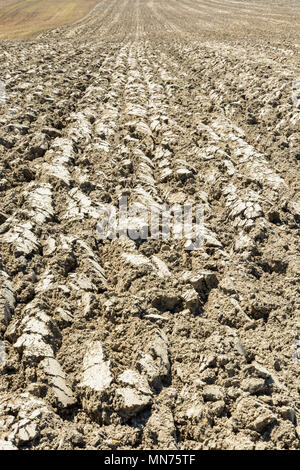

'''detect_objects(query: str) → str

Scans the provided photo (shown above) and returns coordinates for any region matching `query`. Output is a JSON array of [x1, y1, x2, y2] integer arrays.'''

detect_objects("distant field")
[[0, 0, 99, 39]]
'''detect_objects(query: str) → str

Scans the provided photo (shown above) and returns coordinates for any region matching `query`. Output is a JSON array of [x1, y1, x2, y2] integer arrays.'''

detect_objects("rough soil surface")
[[0, 0, 299, 450]]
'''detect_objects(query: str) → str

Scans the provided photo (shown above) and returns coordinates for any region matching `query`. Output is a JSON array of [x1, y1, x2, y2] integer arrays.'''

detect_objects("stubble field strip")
[[0, 0, 100, 39]]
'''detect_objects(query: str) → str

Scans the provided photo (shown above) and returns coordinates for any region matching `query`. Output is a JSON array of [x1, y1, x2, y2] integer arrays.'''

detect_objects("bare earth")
[[0, 0, 300, 451]]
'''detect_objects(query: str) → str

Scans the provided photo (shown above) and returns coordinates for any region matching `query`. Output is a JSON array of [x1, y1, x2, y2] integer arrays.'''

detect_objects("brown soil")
[[0, 0, 299, 451]]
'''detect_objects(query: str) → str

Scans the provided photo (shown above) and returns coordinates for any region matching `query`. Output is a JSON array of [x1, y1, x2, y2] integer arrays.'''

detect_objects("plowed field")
[[0, 0, 299, 450]]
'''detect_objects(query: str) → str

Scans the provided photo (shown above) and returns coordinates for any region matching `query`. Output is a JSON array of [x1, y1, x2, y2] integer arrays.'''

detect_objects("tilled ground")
[[0, 0, 299, 450]]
